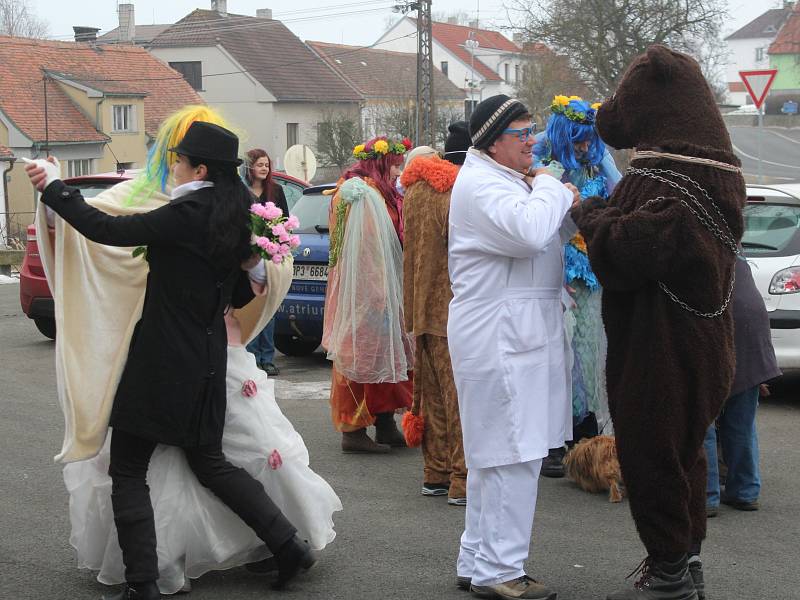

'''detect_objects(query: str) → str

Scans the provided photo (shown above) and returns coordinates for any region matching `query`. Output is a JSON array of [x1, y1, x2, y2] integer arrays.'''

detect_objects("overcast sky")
[[31, 0, 775, 48]]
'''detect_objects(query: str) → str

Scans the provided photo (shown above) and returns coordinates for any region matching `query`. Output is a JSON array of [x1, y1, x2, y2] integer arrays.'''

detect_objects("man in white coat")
[[449, 95, 578, 600]]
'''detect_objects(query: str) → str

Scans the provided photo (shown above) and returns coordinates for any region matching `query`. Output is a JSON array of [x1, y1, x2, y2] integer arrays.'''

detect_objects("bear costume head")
[[596, 45, 733, 156]]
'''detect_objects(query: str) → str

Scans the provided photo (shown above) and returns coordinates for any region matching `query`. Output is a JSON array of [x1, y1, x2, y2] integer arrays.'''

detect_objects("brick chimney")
[[73, 26, 100, 42], [211, 0, 228, 16], [256, 9, 273, 19], [118, 3, 135, 43]]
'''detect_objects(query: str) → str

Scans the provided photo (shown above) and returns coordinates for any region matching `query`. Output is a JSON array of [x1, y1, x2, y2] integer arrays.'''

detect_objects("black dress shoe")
[[273, 536, 317, 589], [102, 581, 160, 600]]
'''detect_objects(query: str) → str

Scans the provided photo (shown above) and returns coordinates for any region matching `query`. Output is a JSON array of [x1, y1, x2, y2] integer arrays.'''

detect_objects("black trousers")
[[109, 428, 297, 583]]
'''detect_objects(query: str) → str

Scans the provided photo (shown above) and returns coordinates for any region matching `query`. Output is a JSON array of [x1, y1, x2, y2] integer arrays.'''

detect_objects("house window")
[[169, 61, 203, 91], [504, 63, 509, 82], [515, 64, 520, 83], [112, 105, 136, 133], [756, 47, 764, 62], [441, 61, 449, 76], [287, 123, 299, 149], [66, 159, 94, 177]]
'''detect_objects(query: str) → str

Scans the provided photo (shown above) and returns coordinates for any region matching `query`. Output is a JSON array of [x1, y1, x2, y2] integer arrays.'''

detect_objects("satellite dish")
[[283, 144, 317, 182]]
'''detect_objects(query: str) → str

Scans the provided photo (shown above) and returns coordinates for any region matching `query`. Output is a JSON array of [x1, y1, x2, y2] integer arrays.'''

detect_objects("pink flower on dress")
[[271, 254, 283, 264], [241, 379, 257, 397], [285, 215, 300, 230], [289, 235, 301, 248], [271, 224, 287, 238], [255, 236, 271, 250], [267, 449, 283, 470], [250, 203, 269, 219]]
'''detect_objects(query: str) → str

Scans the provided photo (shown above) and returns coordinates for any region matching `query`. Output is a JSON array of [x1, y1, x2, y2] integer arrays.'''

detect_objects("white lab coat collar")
[[171, 180, 214, 200], [467, 147, 528, 182]]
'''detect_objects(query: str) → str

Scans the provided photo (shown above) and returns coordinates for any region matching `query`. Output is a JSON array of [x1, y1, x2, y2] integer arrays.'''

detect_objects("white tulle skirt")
[[62, 345, 342, 594]]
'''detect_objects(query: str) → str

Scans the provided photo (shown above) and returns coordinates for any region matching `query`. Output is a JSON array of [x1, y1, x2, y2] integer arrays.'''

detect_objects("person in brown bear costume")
[[573, 45, 745, 600]]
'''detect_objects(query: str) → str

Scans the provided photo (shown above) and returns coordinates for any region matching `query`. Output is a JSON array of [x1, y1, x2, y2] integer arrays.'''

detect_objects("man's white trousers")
[[456, 458, 542, 587]]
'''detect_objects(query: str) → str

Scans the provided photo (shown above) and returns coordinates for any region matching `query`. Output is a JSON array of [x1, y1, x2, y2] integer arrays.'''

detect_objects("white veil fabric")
[[323, 177, 413, 383]]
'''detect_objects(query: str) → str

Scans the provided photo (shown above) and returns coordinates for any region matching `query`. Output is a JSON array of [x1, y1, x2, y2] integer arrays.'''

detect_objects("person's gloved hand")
[[22, 156, 61, 191]]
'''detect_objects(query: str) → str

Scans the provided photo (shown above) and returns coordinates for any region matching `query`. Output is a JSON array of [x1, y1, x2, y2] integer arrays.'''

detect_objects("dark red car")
[[20, 169, 308, 339]]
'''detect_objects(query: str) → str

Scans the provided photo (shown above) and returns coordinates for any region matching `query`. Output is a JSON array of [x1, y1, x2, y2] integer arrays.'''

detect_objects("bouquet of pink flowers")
[[249, 202, 301, 264]]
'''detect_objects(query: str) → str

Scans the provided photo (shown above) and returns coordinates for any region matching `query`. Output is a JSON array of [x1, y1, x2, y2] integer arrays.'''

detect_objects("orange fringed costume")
[[324, 177, 413, 432]]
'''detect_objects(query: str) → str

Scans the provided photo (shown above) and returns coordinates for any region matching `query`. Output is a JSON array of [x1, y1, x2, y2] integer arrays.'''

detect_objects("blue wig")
[[545, 99, 605, 171]]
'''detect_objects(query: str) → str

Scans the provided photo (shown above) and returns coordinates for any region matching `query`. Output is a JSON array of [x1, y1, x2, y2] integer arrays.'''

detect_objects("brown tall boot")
[[374, 412, 407, 447], [341, 428, 390, 453]]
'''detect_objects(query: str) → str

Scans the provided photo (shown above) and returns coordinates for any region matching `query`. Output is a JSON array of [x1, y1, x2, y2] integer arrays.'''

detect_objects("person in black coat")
[[243, 148, 287, 375], [25, 122, 314, 600]]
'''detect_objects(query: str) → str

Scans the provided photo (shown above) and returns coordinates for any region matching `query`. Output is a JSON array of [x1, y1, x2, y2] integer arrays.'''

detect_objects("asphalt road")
[[1, 282, 798, 600], [729, 125, 800, 184]]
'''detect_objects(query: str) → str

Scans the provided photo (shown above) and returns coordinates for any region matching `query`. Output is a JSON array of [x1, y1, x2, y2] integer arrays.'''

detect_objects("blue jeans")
[[704, 385, 761, 508], [246, 317, 276, 365]]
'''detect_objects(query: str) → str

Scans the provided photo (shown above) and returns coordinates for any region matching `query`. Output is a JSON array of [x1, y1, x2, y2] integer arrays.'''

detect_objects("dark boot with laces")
[[102, 581, 160, 600], [606, 555, 698, 600]]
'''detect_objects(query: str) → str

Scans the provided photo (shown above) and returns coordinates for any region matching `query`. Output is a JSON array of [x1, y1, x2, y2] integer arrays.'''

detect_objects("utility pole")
[[394, 1, 435, 145]]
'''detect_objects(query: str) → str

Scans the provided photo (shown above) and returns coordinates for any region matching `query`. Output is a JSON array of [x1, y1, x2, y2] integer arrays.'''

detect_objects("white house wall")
[[149, 45, 282, 164], [726, 37, 774, 105], [377, 17, 523, 104]]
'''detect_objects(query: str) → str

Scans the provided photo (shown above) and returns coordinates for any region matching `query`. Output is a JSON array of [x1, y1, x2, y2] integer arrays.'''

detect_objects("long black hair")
[[189, 156, 252, 266]]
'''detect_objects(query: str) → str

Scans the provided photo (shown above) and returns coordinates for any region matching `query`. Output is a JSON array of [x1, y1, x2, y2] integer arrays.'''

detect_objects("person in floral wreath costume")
[[533, 95, 622, 477], [399, 121, 471, 506], [27, 105, 341, 598], [573, 45, 744, 600], [323, 135, 415, 453]]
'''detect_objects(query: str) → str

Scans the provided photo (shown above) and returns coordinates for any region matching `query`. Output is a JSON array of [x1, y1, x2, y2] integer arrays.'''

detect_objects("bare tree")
[[515, 43, 593, 126], [0, 0, 49, 38], [315, 109, 361, 171], [506, 0, 728, 97]]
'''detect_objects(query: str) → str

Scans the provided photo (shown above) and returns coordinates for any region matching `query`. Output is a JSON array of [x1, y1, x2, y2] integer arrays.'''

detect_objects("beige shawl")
[[36, 180, 292, 463]]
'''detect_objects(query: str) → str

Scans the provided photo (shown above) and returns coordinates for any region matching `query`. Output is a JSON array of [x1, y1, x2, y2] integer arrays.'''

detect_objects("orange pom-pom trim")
[[402, 411, 425, 447]]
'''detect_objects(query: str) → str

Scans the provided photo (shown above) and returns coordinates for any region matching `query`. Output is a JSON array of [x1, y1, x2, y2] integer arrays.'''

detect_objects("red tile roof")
[[308, 41, 464, 101], [0, 35, 203, 143], [769, 5, 800, 54], [410, 18, 521, 82], [150, 10, 360, 102]]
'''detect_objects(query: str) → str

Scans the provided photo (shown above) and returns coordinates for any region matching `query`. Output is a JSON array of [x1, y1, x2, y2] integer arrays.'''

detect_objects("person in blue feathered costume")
[[533, 96, 622, 477]]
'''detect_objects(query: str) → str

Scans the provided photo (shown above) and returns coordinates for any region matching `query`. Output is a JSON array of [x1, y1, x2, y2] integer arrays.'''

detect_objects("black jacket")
[[42, 180, 254, 447], [254, 182, 289, 217]]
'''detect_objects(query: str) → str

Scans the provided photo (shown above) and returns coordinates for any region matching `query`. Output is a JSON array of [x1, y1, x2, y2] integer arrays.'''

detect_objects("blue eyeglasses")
[[502, 124, 537, 142]]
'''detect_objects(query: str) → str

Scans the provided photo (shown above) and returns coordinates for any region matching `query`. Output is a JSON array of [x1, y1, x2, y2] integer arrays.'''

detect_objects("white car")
[[743, 184, 800, 372]]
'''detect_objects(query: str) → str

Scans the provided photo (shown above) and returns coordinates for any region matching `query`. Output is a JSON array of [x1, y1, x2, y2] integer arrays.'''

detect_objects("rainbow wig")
[[541, 97, 605, 171], [125, 105, 234, 205]]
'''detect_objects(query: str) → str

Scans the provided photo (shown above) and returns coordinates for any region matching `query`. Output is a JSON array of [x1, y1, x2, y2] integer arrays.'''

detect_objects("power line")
[[43, 2, 398, 41]]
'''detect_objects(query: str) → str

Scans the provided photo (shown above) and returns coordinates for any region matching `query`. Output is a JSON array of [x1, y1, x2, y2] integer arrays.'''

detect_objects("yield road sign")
[[739, 69, 778, 109]]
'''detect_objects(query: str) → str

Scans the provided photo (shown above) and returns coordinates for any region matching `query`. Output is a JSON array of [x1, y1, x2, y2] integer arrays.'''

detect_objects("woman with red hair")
[[323, 135, 415, 453], [244, 148, 288, 376]]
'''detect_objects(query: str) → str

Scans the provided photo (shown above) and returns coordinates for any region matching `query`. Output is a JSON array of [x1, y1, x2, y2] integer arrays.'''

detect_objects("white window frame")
[[66, 158, 94, 178], [112, 104, 137, 133]]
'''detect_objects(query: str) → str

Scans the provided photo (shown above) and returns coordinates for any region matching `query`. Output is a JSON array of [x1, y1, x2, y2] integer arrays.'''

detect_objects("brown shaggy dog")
[[563, 435, 624, 503]]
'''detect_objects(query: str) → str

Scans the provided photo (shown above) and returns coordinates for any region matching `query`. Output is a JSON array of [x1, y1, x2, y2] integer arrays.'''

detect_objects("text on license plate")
[[294, 264, 328, 281]]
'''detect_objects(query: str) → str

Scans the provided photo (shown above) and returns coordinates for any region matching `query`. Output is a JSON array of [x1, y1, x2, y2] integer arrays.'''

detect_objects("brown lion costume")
[[574, 45, 745, 597]]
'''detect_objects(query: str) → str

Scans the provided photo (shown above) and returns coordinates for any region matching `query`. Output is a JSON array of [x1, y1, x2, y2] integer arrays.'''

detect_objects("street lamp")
[[465, 32, 479, 118]]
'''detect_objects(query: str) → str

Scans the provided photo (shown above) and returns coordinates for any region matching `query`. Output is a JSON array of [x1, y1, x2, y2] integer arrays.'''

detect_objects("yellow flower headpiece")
[[353, 136, 413, 160], [550, 95, 601, 125]]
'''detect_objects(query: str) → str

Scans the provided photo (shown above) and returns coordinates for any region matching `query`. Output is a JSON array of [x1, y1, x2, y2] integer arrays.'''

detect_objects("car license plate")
[[294, 264, 328, 281]]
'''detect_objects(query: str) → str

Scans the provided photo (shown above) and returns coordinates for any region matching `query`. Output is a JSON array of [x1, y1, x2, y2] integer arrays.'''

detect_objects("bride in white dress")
[[62, 309, 342, 595], [36, 106, 341, 596]]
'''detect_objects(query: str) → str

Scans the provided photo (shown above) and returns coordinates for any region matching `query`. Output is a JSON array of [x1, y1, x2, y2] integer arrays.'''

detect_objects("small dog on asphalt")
[[563, 435, 624, 503]]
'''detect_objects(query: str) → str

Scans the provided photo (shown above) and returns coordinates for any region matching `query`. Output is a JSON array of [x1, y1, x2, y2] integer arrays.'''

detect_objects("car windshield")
[[291, 191, 332, 233], [742, 202, 800, 253], [73, 182, 120, 198]]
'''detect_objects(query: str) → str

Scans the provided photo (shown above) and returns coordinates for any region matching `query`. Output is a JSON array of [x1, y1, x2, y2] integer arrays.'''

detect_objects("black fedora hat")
[[169, 121, 243, 166]]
